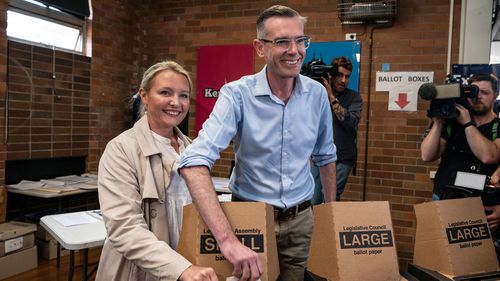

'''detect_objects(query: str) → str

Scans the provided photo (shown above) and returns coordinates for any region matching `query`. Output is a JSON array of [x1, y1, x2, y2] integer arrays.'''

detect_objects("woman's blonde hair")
[[138, 60, 193, 117]]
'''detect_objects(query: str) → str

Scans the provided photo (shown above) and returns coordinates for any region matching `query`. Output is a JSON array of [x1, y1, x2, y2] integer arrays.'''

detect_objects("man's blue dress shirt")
[[179, 66, 336, 209]]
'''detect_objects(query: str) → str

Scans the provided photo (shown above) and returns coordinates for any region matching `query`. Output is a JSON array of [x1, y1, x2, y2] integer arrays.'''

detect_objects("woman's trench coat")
[[95, 115, 192, 281]]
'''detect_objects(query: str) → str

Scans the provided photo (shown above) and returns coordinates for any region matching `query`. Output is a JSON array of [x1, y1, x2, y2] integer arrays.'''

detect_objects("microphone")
[[418, 83, 461, 100]]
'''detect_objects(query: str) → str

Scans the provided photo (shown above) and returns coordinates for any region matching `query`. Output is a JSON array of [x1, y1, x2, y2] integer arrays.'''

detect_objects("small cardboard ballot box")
[[0, 221, 36, 257], [307, 201, 405, 281], [414, 197, 499, 277], [177, 202, 279, 281]]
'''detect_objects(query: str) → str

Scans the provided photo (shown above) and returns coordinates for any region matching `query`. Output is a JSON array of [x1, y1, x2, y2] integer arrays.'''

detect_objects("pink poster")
[[195, 45, 254, 134]]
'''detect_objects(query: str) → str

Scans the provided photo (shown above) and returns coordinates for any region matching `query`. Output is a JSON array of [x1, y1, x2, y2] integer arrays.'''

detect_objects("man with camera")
[[421, 73, 500, 201], [311, 56, 362, 203]]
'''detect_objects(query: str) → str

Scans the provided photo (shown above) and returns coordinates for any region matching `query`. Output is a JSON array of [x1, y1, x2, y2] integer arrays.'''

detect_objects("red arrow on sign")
[[395, 93, 410, 109]]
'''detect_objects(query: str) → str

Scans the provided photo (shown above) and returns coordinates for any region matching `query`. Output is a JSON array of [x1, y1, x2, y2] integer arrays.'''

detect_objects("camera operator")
[[421, 73, 500, 201], [311, 57, 363, 203]]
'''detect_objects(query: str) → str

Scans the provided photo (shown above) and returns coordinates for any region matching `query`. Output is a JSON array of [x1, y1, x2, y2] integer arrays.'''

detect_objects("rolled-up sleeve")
[[311, 87, 337, 167], [179, 85, 239, 170]]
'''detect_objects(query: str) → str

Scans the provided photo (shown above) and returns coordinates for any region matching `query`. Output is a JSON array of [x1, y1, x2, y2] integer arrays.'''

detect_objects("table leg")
[[68, 250, 75, 281], [57, 242, 61, 268], [82, 249, 88, 281]]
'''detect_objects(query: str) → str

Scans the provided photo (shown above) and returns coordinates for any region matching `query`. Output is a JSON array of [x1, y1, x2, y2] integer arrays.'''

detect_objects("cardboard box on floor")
[[34, 223, 70, 260], [177, 202, 279, 281], [36, 238, 70, 260], [307, 201, 406, 281], [414, 197, 499, 277], [36, 223, 53, 241], [0, 221, 36, 257], [0, 246, 38, 279]]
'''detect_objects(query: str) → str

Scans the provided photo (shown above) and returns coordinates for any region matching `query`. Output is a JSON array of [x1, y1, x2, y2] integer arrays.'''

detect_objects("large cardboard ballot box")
[[177, 202, 279, 281], [414, 197, 499, 278], [307, 201, 406, 281]]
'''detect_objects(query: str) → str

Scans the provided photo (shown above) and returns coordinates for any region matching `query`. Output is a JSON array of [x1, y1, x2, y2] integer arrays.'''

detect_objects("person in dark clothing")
[[311, 56, 363, 203], [421, 73, 500, 201]]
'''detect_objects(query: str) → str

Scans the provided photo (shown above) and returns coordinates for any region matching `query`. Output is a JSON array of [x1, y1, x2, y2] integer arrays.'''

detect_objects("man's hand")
[[455, 104, 472, 125], [179, 265, 218, 281], [430, 116, 444, 128], [219, 238, 263, 281], [485, 205, 500, 232], [491, 167, 500, 187], [322, 77, 335, 103]]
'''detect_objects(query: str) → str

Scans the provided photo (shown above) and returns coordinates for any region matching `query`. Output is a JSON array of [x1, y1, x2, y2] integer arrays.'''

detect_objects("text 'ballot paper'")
[[54, 212, 100, 227]]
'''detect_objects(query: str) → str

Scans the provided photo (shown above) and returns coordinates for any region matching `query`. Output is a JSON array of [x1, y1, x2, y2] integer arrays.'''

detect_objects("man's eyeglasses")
[[259, 36, 311, 51]]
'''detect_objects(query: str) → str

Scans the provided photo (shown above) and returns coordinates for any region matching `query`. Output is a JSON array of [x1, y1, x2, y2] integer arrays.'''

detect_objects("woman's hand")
[[179, 265, 218, 281]]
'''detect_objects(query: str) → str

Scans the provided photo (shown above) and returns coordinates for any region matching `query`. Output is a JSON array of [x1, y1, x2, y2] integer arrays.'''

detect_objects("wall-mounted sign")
[[196, 45, 254, 134], [376, 72, 434, 111]]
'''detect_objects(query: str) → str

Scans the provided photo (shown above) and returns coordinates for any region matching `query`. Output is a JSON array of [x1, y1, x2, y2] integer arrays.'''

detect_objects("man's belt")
[[274, 201, 311, 220], [231, 195, 311, 220]]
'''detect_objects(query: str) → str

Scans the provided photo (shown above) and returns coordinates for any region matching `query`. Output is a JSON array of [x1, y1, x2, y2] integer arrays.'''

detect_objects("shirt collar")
[[254, 65, 308, 97]]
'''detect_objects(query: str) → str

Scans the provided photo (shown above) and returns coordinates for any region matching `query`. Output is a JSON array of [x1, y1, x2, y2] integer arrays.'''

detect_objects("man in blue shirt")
[[179, 5, 337, 281]]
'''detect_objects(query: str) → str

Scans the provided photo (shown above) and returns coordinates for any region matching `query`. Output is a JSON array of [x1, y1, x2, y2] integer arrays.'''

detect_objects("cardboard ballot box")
[[0, 221, 36, 257], [414, 197, 499, 277], [177, 202, 279, 281], [307, 201, 406, 281]]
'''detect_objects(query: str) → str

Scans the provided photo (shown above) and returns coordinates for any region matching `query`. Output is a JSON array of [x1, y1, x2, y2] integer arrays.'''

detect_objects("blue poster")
[[303, 41, 361, 92]]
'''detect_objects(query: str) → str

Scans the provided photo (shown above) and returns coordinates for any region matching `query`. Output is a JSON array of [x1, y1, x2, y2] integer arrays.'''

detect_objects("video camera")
[[418, 75, 479, 118], [300, 56, 337, 83], [441, 172, 500, 207]]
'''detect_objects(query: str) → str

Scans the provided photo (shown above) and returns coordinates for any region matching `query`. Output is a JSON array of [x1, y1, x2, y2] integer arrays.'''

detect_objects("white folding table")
[[40, 210, 106, 281]]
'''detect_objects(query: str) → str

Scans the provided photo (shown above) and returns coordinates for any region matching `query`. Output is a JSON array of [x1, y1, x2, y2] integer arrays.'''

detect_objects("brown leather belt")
[[231, 195, 311, 220]]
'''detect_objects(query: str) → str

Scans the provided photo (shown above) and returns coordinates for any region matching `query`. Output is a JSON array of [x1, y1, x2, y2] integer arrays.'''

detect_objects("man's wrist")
[[463, 120, 476, 129]]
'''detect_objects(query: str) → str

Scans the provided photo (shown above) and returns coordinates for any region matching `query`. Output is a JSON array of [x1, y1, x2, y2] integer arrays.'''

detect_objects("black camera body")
[[418, 75, 479, 118], [442, 184, 500, 207], [300, 57, 338, 83]]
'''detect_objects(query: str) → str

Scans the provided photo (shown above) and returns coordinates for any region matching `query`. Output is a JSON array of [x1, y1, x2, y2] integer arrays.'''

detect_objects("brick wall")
[[0, 0, 466, 269], [6, 41, 91, 160], [87, 0, 142, 171]]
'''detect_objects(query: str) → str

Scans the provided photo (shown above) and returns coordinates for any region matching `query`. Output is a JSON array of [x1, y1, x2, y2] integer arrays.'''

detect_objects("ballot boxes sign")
[[414, 197, 499, 277], [307, 201, 405, 281], [177, 202, 279, 281]]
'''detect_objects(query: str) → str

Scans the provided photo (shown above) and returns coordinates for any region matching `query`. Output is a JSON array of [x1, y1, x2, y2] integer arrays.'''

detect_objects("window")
[[7, 0, 89, 55]]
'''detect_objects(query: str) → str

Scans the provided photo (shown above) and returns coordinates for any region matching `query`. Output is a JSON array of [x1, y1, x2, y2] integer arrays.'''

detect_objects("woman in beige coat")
[[96, 61, 217, 281]]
